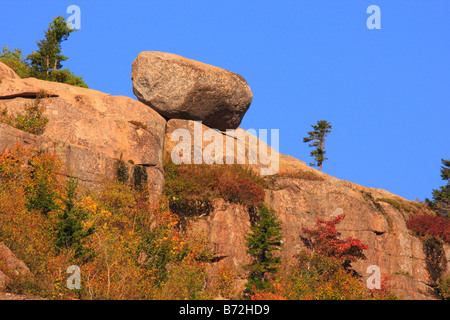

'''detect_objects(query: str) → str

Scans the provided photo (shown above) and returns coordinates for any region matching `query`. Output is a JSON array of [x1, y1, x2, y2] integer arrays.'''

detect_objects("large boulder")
[[131, 52, 253, 131]]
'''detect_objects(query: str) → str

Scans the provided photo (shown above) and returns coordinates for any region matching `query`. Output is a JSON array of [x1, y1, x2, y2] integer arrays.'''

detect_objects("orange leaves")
[[163, 162, 267, 219]]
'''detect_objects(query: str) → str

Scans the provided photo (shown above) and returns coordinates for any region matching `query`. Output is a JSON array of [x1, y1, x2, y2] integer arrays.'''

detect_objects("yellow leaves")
[[79, 196, 98, 214]]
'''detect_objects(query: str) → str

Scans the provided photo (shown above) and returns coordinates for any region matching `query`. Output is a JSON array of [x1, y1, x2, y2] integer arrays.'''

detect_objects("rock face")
[[0, 62, 20, 80], [0, 243, 32, 290], [1, 61, 448, 300], [0, 64, 167, 202], [131, 52, 253, 130], [164, 122, 449, 300]]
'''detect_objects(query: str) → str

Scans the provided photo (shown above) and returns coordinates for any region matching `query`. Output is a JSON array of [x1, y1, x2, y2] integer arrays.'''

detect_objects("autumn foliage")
[[0, 145, 213, 299], [163, 161, 266, 219], [406, 213, 450, 244], [250, 215, 398, 300], [301, 214, 369, 266], [0, 145, 400, 300]]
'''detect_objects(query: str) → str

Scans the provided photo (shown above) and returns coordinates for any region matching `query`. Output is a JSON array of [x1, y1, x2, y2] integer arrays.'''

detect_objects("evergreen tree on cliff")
[[26, 16, 87, 87], [245, 205, 283, 294], [303, 120, 332, 171], [27, 16, 73, 75], [427, 158, 450, 218]]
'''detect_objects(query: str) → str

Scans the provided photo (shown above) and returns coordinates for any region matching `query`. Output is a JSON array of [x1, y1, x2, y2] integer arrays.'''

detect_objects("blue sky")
[[1, 1, 449, 201]]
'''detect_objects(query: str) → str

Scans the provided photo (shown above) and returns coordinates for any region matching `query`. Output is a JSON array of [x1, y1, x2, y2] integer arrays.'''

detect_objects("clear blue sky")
[[1, 1, 449, 201]]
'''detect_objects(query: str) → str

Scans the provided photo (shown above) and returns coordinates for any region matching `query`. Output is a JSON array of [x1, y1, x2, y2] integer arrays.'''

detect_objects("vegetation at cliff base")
[[0, 145, 212, 299], [0, 146, 406, 300], [249, 214, 398, 300]]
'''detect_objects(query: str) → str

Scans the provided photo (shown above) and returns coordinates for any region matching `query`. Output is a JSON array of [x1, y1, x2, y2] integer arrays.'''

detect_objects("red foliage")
[[215, 169, 265, 206], [406, 213, 450, 244], [368, 276, 393, 300], [302, 214, 369, 262], [249, 284, 287, 300], [250, 292, 287, 300]]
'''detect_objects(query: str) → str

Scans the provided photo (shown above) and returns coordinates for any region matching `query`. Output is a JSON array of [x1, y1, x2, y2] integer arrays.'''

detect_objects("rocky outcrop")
[[0, 62, 20, 80], [0, 71, 167, 201], [0, 243, 32, 290], [1, 60, 447, 300], [165, 122, 447, 300], [131, 52, 253, 130]]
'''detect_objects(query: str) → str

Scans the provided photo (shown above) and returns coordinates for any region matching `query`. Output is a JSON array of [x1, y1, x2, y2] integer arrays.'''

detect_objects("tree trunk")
[[46, 55, 49, 75], [53, 39, 58, 71]]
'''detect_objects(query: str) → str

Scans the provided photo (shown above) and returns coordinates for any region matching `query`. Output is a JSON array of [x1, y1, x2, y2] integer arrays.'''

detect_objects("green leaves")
[[27, 15, 74, 75], [303, 120, 332, 171], [428, 158, 450, 217], [245, 205, 283, 293], [1, 17, 88, 87]]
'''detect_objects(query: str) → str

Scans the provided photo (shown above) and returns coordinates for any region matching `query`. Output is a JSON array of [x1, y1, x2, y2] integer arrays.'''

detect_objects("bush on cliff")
[[163, 161, 266, 220], [0, 145, 212, 299]]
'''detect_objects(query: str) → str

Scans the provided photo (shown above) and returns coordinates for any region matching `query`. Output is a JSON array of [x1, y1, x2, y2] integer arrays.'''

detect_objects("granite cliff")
[[0, 57, 448, 300]]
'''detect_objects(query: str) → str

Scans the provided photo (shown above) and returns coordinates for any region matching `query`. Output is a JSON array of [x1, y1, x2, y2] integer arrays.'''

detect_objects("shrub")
[[437, 276, 450, 300], [422, 237, 448, 284], [407, 213, 449, 289], [24, 150, 61, 214], [132, 165, 148, 192], [301, 214, 368, 269], [0, 96, 49, 135], [406, 213, 450, 244], [47, 69, 88, 88], [115, 155, 129, 184], [163, 161, 266, 219]]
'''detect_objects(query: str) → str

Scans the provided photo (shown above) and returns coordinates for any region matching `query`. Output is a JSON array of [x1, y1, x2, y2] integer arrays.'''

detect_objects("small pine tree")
[[55, 178, 94, 259], [427, 159, 450, 217], [24, 16, 88, 87], [245, 205, 283, 294], [303, 120, 332, 171], [27, 16, 74, 76]]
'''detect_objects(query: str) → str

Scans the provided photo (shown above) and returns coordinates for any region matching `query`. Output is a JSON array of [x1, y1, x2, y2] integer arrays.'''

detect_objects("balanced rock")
[[131, 51, 253, 131]]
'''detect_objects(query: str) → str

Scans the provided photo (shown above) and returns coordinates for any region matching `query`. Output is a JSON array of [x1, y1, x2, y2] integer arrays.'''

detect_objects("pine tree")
[[56, 178, 94, 259], [0, 46, 31, 78], [303, 120, 332, 171], [27, 16, 74, 77], [245, 205, 283, 293], [428, 159, 450, 217]]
